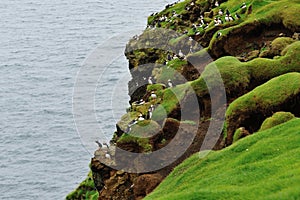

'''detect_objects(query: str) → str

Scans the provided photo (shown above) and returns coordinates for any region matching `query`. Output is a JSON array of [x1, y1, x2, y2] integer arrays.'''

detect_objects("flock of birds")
[[143, 0, 248, 40], [130, 1, 249, 72], [95, 141, 112, 160], [128, 75, 174, 133], [96, 0, 250, 161]]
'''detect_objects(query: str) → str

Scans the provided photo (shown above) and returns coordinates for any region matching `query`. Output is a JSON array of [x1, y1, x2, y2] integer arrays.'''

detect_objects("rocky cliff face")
[[68, 0, 300, 199]]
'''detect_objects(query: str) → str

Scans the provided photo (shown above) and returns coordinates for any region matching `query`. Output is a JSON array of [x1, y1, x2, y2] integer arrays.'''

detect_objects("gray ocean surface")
[[0, 0, 174, 199]]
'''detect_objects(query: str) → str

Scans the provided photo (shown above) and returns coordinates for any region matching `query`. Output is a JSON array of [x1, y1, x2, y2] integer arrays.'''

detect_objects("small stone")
[[116, 170, 125, 175]]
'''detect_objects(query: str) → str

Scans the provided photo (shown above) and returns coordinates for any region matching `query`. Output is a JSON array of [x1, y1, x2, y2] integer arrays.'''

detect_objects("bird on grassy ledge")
[[226, 9, 230, 15], [229, 14, 235, 21], [241, 2, 247, 9], [103, 142, 109, 149], [135, 99, 145, 105], [235, 13, 241, 20], [218, 9, 223, 16], [151, 91, 157, 99], [147, 108, 153, 119], [138, 113, 145, 121]]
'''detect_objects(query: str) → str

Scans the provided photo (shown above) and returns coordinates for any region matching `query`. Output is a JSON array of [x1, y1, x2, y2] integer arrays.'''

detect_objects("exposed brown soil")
[[225, 94, 300, 145], [209, 22, 294, 60], [91, 118, 225, 200]]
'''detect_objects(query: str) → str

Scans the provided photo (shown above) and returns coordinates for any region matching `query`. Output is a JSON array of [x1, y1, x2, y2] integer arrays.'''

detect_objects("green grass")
[[66, 171, 98, 200], [145, 118, 300, 200]]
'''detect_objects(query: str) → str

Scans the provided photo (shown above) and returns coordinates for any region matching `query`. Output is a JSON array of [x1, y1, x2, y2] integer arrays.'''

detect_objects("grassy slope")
[[145, 118, 300, 200]]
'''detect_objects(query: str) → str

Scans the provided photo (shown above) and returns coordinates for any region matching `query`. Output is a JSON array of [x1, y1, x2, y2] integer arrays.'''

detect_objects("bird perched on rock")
[[168, 79, 174, 88], [189, 46, 194, 54], [126, 118, 138, 133], [148, 76, 153, 84], [178, 50, 185, 59], [103, 142, 109, 149], [105, 152, 111, 159], [95, 141, 102, 148]]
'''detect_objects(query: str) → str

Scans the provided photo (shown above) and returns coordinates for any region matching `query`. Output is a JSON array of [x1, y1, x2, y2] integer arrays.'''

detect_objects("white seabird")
[[168, 79, 173, 88], [178, 50, 185, 59], [148, 76, 153, 84], [241, 2, 247, 9], [151, 91, 157, 99], [215, 1, 219, 7], [105, 152, 111, 159], [103, 142, 109, 149], [218, 9, 223, 16], [138, 113, 145, 121]]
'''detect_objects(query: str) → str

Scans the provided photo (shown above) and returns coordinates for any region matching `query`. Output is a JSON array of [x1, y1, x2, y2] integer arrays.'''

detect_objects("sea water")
[[0, 0, 175, 199]]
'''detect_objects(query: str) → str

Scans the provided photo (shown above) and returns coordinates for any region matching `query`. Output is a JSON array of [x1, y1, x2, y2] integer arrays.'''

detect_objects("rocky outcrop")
[[68, 0, 300, 199]]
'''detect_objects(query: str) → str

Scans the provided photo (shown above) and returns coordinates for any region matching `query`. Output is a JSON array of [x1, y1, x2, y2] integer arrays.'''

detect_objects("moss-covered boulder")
[[259, 37, 295, 58], [233, 127, 250, 143], [117, 120, 161, 153], [259, 111, 295, 131]]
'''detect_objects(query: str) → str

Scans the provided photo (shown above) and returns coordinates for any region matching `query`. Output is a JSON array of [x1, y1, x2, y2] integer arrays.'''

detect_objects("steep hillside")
[[145, 118, 300, 200], [67, 0, 300, 199]]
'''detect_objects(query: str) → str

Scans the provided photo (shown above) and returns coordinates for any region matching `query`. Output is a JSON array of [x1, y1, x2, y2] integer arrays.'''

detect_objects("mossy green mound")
[[225, 72, 300, 144], [260, 37, 295, 58], [117, 120, 161, 152], [145, 118, 300, 200], [259, 111, 295, 131], [192, 41, 300, 98]]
